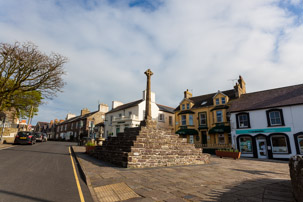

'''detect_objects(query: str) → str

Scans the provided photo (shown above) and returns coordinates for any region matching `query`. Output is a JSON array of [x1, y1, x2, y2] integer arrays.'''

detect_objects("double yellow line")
[[69, 147, 85, 202]]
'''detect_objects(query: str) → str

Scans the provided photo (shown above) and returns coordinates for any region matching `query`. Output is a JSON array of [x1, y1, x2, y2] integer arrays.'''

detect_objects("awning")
[[176, 129, 199, 135], [209, 125, 231, 134], [198, 126, 208, 130], [178, 110, 195, 115]]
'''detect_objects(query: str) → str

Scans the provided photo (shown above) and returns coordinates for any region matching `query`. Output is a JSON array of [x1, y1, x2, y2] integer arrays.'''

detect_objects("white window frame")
[[269, 111, 282, 126], [238, 114, 249, 128]]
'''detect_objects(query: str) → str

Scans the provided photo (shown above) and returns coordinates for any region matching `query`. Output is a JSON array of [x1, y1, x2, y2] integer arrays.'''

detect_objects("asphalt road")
[[0, 141, 94, 202]]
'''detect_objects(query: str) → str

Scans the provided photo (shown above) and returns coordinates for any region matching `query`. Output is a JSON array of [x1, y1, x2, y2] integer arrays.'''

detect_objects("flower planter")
[[85, 146, 96, 154], [215, 150, 241, 159]]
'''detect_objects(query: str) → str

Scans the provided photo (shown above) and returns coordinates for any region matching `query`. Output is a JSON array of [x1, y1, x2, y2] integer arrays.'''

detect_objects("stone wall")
[[93, 126, 210, 168], [0, 127, 18, 143], [289, 155, 303, 201]]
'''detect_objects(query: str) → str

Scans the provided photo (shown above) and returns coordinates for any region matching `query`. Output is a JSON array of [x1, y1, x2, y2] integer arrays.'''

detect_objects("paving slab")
[[72, 146, 295, 202]]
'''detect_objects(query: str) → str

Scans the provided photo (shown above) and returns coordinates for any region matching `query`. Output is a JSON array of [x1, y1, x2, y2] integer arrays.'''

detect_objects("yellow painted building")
[[174, 76, 246, 149]]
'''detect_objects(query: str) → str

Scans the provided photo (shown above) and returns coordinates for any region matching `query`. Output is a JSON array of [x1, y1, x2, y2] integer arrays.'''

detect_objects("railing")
[[195, 143, 232, 149]]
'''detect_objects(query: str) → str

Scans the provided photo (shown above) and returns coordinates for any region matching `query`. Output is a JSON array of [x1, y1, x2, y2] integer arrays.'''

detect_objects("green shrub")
[[85, 141, 95, 146]]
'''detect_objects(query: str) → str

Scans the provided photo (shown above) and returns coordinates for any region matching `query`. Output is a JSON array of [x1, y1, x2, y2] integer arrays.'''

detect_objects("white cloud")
[[0, 0, 303, 124]]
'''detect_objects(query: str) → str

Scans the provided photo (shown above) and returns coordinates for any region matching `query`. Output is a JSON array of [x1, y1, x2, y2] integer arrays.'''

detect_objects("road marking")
[[69, 147, 85, 202]]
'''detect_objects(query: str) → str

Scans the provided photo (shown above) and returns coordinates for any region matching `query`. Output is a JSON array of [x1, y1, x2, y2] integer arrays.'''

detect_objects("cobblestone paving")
[[73, 146, 294, 202]]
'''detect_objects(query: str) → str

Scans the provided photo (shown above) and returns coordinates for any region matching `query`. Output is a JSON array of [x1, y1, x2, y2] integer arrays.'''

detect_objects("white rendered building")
[[104, 91, 174, 138], [229, 84, 303, 159]]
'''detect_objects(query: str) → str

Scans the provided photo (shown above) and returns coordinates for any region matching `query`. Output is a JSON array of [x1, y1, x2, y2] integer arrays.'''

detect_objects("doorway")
[[256, 139, 268, 159]]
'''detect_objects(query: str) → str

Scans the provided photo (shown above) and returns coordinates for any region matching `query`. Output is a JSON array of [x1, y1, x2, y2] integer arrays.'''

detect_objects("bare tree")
[[0, 41, 67, 110]]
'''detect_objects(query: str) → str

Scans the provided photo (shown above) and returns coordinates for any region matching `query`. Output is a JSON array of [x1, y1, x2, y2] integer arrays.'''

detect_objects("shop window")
[[199, 112, 207, 126], [216, 111, 223, 123], [181, 115, 186, 126], [189, 115, 193, 125], [221, 97, 226, 104], [266, 109, 284, 126], [218, 134, 225, 144], [239, 136, 253, 153], [271, 135, 288, 153], [298, 135, 303, 154], [236, 113, 250, 128]]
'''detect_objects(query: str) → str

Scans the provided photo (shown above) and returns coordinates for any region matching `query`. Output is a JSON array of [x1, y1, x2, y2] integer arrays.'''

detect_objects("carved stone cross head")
[[144, 69, 153, 77]]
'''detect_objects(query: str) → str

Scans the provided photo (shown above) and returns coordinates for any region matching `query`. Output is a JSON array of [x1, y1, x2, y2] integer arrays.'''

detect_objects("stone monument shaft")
[[144, 69, 153, 121]]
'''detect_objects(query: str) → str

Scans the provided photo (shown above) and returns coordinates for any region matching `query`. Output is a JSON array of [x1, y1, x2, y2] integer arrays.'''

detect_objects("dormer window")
[[266, 109, 284, 127], [221, 97, 226, 104], [215, 98, 219, 105], [186, 103, 190, 109], [182, 104, 185, 110]]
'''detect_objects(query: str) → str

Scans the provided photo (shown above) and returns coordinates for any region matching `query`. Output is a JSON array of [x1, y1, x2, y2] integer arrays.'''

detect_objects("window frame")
[[216, 110, 223, 123], [221, 97, 226, 104], [238, 135, 253, 154], [236, 112, 250, 129], [158, 113, 165, 122], [182, 104, 185, 110], [189, 114, 194, 125], [215, 98, 220, 105], [199, 112, 207, 126], [186, 103, 190, 109], [270, 134, 289, 154], [266, 109, 284, 127], [169, 116, 173, 126], [181, 115, 186, 126]]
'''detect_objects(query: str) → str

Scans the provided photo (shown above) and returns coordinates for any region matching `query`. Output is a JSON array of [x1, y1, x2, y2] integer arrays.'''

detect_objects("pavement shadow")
[[0, 190, 53, 202], [232, 168, 282, 175], [202, 178, 294, 202]]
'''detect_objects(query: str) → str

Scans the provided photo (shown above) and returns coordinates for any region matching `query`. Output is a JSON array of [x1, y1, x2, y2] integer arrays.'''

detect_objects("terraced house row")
[[35, 75, 303, 160]]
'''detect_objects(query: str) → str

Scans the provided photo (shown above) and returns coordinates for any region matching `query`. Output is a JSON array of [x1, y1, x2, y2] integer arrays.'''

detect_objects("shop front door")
[[256, 139, 268, 159]]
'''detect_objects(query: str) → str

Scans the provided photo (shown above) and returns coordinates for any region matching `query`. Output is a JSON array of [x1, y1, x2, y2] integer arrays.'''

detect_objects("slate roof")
[[107, 99, 144, 114], [106, 99, 175, 114], [57, 110, 99, 125], [174, 89, 237, 111], [157, 104, 175, 114], [229, 84, 303, 113]]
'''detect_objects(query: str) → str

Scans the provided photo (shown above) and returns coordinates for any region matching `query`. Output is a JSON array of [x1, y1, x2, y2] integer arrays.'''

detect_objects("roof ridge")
[[244, 83, 303, 96], [190, 88, 234, 99]]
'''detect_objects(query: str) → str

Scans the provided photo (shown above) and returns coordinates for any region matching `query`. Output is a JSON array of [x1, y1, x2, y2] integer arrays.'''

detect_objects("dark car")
[[14, 131, 36, 145], [34, 132, 43, 142]]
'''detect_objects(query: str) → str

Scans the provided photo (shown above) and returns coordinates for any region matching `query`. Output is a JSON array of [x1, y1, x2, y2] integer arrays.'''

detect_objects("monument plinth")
[[94, 69, 210, 168]]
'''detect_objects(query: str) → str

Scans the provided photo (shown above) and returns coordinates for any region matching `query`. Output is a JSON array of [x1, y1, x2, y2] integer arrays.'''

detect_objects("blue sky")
[[0, 0, 303, 125]]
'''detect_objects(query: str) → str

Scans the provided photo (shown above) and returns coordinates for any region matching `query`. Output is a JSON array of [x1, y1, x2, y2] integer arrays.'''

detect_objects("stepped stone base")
[[94, 125, 210, 168]]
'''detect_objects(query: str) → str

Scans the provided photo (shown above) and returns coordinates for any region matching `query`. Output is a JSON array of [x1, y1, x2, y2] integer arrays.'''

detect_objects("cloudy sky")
[[1, 0, 303, 124]]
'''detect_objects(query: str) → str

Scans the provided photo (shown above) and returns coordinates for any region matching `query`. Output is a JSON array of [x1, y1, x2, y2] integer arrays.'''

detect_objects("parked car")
[[14, 131, 36, 145], [34, 132, 43, 142], [42, 133, 48, 142]]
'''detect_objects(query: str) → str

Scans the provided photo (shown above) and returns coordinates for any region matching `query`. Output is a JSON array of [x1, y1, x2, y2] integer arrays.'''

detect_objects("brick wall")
[[93, 125, 210, 168], [289, 155, 303, 201]]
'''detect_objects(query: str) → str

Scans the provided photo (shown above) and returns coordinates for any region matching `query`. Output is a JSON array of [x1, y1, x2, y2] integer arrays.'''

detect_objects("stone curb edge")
[[71, 146, 99, 202]]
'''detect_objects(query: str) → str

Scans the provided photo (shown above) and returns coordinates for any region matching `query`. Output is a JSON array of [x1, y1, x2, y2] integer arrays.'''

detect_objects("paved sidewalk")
[[0, 143, 14, 150], [73, 146, 294, 202]]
